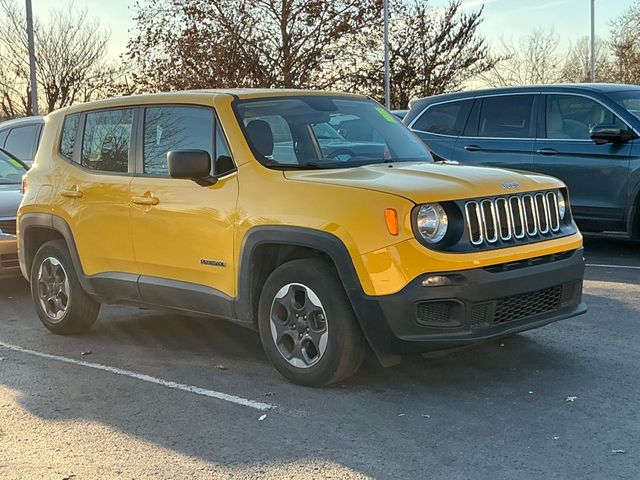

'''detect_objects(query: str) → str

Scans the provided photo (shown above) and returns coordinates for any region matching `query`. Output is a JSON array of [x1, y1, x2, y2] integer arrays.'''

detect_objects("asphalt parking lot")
[[0, 237, 639, 479]]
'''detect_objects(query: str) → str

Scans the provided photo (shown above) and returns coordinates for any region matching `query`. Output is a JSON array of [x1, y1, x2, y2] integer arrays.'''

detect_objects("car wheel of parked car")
[[258, 258, 366, 386], [30, 240, 100, 335]]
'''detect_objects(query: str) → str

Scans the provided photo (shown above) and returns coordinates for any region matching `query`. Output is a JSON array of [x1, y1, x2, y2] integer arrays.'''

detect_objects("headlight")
[[416, 203, 448, 243], [558, 191, 567, 219]]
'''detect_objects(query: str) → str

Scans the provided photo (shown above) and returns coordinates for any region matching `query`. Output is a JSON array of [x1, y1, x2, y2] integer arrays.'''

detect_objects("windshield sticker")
[[375, 107, 396, 123]]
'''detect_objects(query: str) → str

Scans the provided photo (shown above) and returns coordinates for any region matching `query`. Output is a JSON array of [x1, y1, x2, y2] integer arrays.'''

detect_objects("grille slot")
[[0, 253, 19, 269], [0, 219, 17, 235], [416, 302, 452, 326], [464, 191, 563, 247], [493, 286, 562, 324]]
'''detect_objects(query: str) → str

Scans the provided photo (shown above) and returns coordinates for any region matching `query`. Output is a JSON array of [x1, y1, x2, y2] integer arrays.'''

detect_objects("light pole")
[[25, 0, 39, 116], [383, 0, 390, 109], [590, 0, 595, 82]]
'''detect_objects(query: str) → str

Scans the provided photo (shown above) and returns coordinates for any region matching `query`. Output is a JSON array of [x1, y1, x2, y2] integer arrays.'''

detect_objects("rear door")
[[408, 99, 473, 161], [533, 93, 632, 230], [452, 94, 536, 171]]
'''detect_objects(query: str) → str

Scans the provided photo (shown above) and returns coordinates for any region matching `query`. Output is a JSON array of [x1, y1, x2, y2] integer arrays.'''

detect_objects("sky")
[[31, 0, 634, 60]]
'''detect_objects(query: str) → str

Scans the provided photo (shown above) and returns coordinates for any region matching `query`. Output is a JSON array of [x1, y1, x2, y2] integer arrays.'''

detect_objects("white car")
[[0, 148, 27, 278]]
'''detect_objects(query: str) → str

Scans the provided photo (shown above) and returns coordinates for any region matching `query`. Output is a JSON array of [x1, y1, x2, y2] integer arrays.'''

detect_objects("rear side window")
[[412, 100, 473, 136], [0, 129, 8, 147], [4, 124, 40, 161], [60, 114, 80, 160], [546, 95, 627, 140], [81, 109, 134, 173], [478, 95, 535, 138], [143, 106, 215, 176]]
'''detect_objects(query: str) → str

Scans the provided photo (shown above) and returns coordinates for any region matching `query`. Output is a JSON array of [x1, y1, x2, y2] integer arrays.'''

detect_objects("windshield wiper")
[[264, 162, 324, 170]]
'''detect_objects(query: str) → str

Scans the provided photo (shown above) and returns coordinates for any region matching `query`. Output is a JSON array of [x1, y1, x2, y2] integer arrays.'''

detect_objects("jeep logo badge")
[[501, 182, 520, 190]]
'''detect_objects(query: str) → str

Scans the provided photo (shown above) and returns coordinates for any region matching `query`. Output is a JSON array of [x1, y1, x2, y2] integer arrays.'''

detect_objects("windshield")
[[607, 90, 640, 121], [0, 150, 26, 184], [235, 96, 433, 169]]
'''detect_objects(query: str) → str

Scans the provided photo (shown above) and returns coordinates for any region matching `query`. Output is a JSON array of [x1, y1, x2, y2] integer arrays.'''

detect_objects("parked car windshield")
[[607, 90, 640, 121], [0, 150, 27, 184], [235, 96, 433, 169]]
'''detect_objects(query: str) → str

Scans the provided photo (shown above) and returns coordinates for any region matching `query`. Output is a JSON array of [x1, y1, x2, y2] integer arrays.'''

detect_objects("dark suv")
[[405, 84, 640, 237]]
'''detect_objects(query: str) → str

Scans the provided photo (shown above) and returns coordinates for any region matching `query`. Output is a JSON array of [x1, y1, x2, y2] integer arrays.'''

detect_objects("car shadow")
[[4, 276, 637, 478]]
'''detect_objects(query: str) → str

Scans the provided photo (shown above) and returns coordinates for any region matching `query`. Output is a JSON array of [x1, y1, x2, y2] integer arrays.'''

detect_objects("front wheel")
[[30, 240, 100, 335], [257, 258, 366, 386]]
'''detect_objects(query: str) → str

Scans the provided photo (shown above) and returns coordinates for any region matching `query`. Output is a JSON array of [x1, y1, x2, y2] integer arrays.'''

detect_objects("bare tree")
[[480, 27, 564, 87], [127, 0, 383, 92], [0, 0, 130, 118], [561, 36, 612, 83], [609, 1, 640, 84], [343, 0, 496, 109]]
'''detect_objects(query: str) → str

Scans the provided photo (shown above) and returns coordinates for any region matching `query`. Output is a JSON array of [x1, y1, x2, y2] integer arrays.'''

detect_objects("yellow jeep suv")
[[18, 90, 586, 386]]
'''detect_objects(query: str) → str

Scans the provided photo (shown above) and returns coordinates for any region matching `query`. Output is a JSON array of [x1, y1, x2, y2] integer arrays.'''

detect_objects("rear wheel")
[[257, 258, 366, 386], [30, 240, 100, 335]]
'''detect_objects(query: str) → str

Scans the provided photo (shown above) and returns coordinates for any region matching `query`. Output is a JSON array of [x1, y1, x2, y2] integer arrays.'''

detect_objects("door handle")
[[464, 145, 482, 152], [60, 186, 83, 198], [536, 148, 558, 156], [132, 195, 160, 206]]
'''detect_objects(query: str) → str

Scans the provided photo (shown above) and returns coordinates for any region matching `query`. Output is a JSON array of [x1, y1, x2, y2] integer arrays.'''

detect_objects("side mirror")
[[168, 149, 217, 186], [589, 124, 636, 145]]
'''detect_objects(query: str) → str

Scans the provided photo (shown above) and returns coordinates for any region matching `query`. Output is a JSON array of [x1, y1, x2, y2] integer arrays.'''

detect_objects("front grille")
[[0, 219, 17, 235], [0, 253, 19, 269], [493, 286, 562, 324], [465, 191, 561, 247]]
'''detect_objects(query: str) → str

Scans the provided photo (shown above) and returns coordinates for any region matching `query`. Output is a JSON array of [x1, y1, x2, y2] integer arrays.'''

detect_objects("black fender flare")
[[236, 226, 402, 364], [19, 213, 98, 296]]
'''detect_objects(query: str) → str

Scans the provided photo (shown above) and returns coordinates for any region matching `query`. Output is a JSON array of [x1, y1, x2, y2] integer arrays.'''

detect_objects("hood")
[[0, 184, 22, 219], [283, 162, 564, 204]]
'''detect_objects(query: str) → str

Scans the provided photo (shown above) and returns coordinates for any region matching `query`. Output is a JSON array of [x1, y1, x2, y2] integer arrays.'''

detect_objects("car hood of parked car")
[[0, 184, 22, 219], [283, 161, 565, 204]]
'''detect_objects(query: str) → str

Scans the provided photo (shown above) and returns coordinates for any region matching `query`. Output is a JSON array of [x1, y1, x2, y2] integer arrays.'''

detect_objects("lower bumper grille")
[[470, 285, 564, 327], [0, 253, 19, 269]]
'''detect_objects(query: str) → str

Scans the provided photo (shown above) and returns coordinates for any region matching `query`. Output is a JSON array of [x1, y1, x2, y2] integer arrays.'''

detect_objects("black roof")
[[409, 83, 640, 108]]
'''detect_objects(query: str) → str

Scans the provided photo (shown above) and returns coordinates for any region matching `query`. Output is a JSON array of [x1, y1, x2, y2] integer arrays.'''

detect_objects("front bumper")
[[0, 234, 20, 278], [351, 248, 586, 356]]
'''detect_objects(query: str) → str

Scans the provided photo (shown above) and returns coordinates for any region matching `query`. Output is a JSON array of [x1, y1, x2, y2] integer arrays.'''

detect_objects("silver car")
[[0, 148, 27, 278]]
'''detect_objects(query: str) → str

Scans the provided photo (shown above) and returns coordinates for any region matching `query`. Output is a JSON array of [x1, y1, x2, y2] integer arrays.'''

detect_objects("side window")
[[81, 109, 134, 173], [478, 95, 535, 138], [4, 124, 40, 161], [60, 114, 80, 160], [214, 121, 235, 175], [546, 95, 627, 140], [0, 129, 8, 147], [143, 106, 214, 176], [412, 100, 473, 136]]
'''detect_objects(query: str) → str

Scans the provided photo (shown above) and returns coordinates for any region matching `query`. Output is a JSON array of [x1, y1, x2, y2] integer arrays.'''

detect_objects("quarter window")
[[546, 95, 627, 140], [478, 95, 534, 138], [60, 114, 79, 160], [412, 100, 473, 136], [4, 124, 40, 161], [81, 109, 134, 173], [143, 106, 214, 176]]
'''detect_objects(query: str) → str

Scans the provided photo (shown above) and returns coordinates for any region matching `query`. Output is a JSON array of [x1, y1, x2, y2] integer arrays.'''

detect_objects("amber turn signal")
[[385, 208, 399, 236]]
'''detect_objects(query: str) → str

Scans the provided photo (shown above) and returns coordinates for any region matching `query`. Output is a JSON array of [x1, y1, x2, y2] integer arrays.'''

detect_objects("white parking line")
[[585, 263, 640, 270], [0, 341, 275, 411]]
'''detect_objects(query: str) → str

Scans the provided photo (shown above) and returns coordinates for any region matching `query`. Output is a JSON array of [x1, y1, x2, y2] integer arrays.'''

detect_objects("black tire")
[[257, 258, 366, 386], [30, 239, 100, 335]]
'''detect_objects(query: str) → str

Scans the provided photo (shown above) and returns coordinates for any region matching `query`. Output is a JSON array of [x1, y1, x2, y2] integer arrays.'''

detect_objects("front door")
[[129, 105, 238, 313], [533, 94, 632, 230]]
